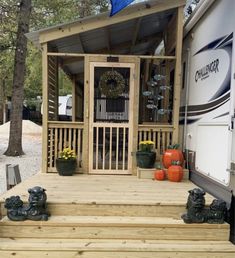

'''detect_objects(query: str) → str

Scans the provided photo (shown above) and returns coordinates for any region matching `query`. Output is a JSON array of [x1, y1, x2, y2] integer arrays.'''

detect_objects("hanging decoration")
[[99, 70, 125, 98], [142, 74, 172, 122]]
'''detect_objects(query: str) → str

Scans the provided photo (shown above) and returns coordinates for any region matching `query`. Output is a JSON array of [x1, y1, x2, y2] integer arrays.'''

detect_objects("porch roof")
[[26, 0, 185, 56], [26, 0, 185, 80]]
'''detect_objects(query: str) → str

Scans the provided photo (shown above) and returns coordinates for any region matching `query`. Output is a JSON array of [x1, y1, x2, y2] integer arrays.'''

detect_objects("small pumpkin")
[[154, 169, 165, 181], [162, 144, 184, 169], [167, 161, 183, 182]]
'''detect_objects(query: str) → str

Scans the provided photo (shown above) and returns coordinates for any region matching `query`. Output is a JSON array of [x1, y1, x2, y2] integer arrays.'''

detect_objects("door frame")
[[88, 61, 136, 174]]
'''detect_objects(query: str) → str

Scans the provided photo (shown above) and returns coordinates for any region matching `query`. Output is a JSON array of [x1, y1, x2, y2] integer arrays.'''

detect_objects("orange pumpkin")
[[154, 169, 165, 181], [162, 144, 184, 169], [168, 163, 183, 182]]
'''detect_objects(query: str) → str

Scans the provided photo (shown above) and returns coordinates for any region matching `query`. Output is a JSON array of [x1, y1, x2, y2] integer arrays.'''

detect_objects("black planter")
[[56, 158, 77, 176], [136, 151, 156, 168]]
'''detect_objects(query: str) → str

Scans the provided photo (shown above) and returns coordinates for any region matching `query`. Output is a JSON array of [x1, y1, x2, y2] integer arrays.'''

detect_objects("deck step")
[[48, 202, 187, 217], [0, 238, 235, 258], [1, 202, 187, 218], [0, 216, 229, 241]]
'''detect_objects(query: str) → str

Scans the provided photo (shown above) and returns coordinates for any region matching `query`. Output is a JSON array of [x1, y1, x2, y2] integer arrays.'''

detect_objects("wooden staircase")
[[0, 174, 234, 257]]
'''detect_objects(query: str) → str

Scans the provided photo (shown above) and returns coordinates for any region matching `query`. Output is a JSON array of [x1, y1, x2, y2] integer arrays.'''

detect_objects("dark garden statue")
[[4, 186, 50, 221], [181, 188, 227, 224]]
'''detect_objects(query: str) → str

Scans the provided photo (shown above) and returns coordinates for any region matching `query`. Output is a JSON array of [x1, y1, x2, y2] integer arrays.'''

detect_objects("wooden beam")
[[104, 27, 111, 51], [164, 13, 177, 55], [42, 43, 48, 173], [39, 0, 185, 43], [61, 57, 84, 65], [47, 51, 176, 61], [93, 33, 162, 54], [77, 34, 85, 53], [130, 18, 142, 53], [172, 7, 184, 143]]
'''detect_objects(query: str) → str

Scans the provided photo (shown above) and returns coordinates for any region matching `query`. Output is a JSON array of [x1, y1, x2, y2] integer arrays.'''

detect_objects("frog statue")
[[4, 186, 50, 221]]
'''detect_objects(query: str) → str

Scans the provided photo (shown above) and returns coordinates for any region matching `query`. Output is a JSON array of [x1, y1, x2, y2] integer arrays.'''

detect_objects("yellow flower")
[[59, 147, 77, 160], [139, 140, 154, 145]]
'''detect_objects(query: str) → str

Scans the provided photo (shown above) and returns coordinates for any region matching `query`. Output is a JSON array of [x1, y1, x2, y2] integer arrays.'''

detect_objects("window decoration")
[[99, 70, 125, 98]]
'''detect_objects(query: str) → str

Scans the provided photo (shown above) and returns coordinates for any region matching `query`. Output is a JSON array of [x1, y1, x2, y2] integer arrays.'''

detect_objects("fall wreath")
[[99, 70, 125, 98]]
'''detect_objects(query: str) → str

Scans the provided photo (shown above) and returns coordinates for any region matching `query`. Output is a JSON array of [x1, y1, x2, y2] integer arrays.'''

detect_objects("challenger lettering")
[[195, 59, 219, 82]]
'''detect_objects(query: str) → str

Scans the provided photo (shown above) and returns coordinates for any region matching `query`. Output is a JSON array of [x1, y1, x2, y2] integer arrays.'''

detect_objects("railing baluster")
[[162, 131, 166, 154], [103, 127, 105, 170], [144, 131, 147, 140], [64, 128, 67, 148], [77, 129, 81, 166], [109, 127, 112, 170], [68, 128, 72, 149], [123, 127, 126, 170], [116, 127, 119, 170], [153, 131, 156, 151], [55, 128, 58, 161], [73, 129, 76, 154], [96, 127, 99, 170], [49, 128, 53, 169]]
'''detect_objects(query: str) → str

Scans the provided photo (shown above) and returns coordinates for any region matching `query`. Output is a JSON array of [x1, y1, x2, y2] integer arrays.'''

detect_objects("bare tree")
[[4, 0, 32, 156]]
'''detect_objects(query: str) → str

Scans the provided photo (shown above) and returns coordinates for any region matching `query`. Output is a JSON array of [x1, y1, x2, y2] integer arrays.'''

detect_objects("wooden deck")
[[0, 173, 214, 204], [0, 174, 235, 257]]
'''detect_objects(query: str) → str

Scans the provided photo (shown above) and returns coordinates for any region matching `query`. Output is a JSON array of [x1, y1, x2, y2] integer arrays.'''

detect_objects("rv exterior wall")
[[182, 0, 235, 189]]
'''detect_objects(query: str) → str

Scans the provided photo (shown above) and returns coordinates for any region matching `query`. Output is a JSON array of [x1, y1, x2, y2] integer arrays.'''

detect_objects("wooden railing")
[[91, 123, 129, 173], [138, 125, 174, 155], [47, 121, 84, 172]]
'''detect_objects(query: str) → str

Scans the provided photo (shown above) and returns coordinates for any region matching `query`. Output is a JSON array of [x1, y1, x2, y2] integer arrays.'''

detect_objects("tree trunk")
[[4, 0, 32, 156]]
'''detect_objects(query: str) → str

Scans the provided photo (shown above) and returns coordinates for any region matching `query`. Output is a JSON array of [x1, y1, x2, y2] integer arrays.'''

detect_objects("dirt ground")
[[0, 121, 42, 195]]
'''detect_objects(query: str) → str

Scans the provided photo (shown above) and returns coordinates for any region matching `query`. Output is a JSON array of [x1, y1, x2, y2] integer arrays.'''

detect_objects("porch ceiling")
[[54, 9, 174, 77], [50, 10, 173, 56], [26, 0, 185, 78]]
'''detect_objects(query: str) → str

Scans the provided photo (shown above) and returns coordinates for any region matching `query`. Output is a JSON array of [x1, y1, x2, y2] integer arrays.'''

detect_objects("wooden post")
[[55, 57, 59, 120], [163, 60, 170, 123], [42, 43, 49, 173], [82, 55, 90, 173], [132, 57, 140, 175], [172, 7, 184, 143], [72, 77, 76, 122]]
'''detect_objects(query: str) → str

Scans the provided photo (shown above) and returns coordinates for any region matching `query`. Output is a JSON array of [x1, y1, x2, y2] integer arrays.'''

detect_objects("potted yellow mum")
[[56, 148, 77, 176], [136, 140, 156, 168]]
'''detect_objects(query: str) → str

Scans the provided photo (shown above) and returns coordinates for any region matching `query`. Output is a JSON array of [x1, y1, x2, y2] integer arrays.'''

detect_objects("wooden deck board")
[[0, 238, 235, 251], [0, 174, 214, 205], [0, 239, 235, 258]]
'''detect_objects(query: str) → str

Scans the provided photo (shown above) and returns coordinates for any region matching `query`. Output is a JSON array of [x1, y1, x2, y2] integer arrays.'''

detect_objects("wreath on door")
[[99, 70, 125, 98]]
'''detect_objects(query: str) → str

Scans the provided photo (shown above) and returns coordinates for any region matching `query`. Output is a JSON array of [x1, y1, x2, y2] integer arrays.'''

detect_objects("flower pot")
[[136, 151, 156, 168], [56, 158, 77, 176]]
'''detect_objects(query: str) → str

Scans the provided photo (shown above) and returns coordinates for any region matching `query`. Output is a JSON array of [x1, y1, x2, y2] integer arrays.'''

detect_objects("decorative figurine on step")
[[181, 188, 227, 224], [181, 188, 206, 223], [4, 186, 50, 221]]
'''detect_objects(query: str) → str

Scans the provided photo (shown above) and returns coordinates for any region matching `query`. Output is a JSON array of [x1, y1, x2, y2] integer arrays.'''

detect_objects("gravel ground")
[[0, 122, 42, 195]]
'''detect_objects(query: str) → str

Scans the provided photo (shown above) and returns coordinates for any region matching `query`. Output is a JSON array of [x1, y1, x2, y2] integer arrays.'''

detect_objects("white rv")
[[182, 0, 235, 242]]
